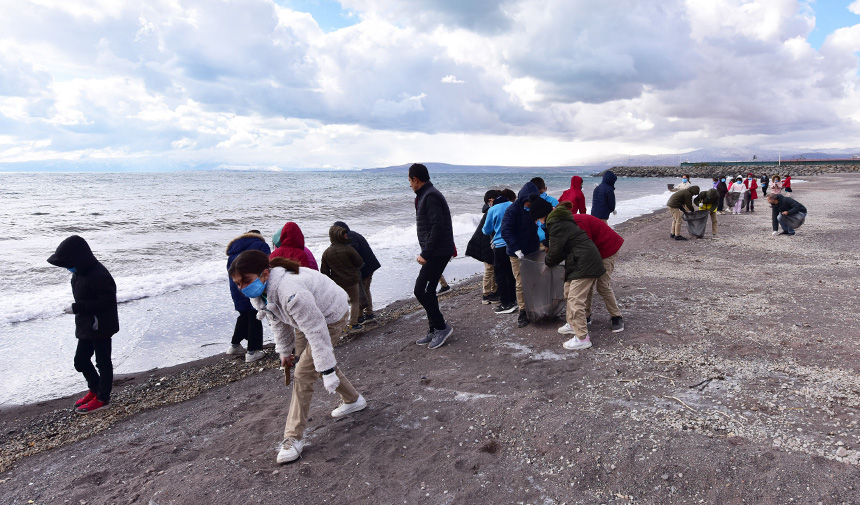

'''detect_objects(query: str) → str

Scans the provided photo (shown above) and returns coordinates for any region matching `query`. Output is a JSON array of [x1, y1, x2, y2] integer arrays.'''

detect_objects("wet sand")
[[2, 174, 860, 504]]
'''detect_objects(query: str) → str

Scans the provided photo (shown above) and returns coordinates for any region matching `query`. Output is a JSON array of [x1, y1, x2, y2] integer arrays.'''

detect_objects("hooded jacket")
[[590, 171, 617, 220], [333, 221, 380, 279], [667, 186, 700, 212], [482, 195, 512, 248], [466, 204, 495, 264], [414, 182, 456, 258], [694, 188, 719, 212], [572, 214, 624, 259], [716, 180, 728, 197], [559, 176, 587, 215], [320, 226, 364, 289], [226, 232, 271, 312], [783, 175, 792, 189], [743, 177, 759, 200], [250, 267, 347, 372], [270, 222, 314, 268], [544, 206, 606, 281], [500, 181, 542, 257], [770, 194, 807, 231], [47, 235, 119, 340]]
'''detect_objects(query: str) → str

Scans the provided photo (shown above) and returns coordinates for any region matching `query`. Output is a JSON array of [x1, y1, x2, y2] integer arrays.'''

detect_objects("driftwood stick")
[[662, 395, 697, 413]]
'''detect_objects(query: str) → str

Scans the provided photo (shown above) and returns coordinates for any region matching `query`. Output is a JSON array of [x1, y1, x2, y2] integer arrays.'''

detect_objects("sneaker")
[[245, 350, 266, 363], [481, 294, 494, 304], [428, 324, 453, 349], [494, 303, 518, 314], [517, 313, 530, 328], [438, 285, 451, 294], [74, 391, 97, 409], [349, 323, 363, 331], [562, 334, 592, 351], [357, 314, 366, 324], [416, 328, 435, 345], [332, 394, 367, 418], [363, 313, 376, 322], [674, 235, 687, 241], [557, 322, 576, 335], [276, 438, 304, 464], [670, 233, 675, 239], [226, 343, 246, 356], [587, 315, 592, 326], [75, 398, 109, 414], [611, 316, 624, 333], [487, 292, 500, 303]]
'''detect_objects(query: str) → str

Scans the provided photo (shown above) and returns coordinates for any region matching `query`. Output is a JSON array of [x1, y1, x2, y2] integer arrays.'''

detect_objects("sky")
[[1, 0, 860, 170]]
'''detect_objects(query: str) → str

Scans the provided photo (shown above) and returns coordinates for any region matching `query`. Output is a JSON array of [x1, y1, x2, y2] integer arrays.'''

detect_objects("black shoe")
[[487, 292, 500, 303], [517, 313, 530, 328], [363, 313, 376, 322], [438, 285, 451, 294], [674, 235, 687, 241], [428, 324, 453, 349], [670, 234, 675, 239], [349, 323, 363, 331], [481, 294, 492, 304], [586, 315, 592, 326], [611, 316, 624, 333], [416, 328, 434, 345], [494, 303, 518, 314], [357, 315, 366, 324]]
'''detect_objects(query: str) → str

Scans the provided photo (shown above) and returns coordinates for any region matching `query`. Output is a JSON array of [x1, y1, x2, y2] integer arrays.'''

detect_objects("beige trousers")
[[585, 253, 621, 318], [509, 256, 525, 311], [283, 312, 359, 441], [359, 275, 374, 315], [482, 262, 497, 295], [343, 283, 362, 325], [669, 207, 683, 236], [564, 278, 598, 338], [709, 211, 718, 235]]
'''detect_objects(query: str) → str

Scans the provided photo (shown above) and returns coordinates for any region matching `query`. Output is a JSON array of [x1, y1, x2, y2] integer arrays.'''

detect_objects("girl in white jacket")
[[229, 250, 367, 464], [727, 177, 747, 215]]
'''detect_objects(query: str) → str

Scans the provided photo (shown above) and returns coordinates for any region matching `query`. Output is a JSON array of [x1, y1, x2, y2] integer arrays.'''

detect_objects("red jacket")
[[572, 214, 623, 259], [270, 222, 313, 267], [744, 177, 759, 200], [559, 176, 587, 215], [783, 175, 791, 188]]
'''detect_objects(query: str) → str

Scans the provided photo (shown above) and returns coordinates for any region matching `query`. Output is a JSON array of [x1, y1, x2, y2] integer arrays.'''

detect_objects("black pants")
[[743, 193, 754, 212], [493, 247, 517, 306], [74, 338, 113, 403], [717, 195, 725, 212], [232, 309, 263, 351], [414, 255, 451, 331]]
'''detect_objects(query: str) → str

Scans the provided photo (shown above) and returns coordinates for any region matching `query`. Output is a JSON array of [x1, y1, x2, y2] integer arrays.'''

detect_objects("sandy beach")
[[2, 173, 860, 504]]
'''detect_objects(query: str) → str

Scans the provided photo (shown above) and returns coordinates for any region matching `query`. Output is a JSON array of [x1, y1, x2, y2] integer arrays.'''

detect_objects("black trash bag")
[[519, 251, 566, 322], [682, 209, 711, 238], [724, 192, 740, 208], [782, 211, 807, 230]]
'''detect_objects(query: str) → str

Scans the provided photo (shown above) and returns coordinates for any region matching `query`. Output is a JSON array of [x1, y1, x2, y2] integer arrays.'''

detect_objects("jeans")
[[232, 309, 263, 351], [493, 248, 517, 306], [74, 338, 113, 403], [414, 255, 452, 330]]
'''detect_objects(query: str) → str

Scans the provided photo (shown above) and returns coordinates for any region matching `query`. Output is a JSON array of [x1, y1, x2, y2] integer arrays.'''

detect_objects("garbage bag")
[[724, 192, 740, 208], [682, 210, 711, 238], [782, 211, 807, 230], [519, 251, 566, 322]]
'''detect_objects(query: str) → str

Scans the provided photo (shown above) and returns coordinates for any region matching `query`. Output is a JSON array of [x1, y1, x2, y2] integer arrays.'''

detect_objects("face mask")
[[682, 178, 688, 183], [67, 267, 77, 273], [747, 177, 752, 180], [241, 277, 267, 298], [721, 178, 725, 182]]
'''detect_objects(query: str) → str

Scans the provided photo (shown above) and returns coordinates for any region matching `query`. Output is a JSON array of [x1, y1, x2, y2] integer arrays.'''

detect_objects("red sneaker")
[[75, 398, 109, 414], [74, 391, 97, 409]]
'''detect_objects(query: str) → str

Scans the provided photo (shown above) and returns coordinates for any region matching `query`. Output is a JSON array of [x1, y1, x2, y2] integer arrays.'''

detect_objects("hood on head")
[[528, 194, 554, 221], [517, 181, 540, 206], [570, 175, 583, 190], [689, 185, 700, 195], [333, 221, 350, 232], [546, 205, 575, 225], [279, 222, 305, 249], [493, 194, 509, 205], [602, 171, 617, 187], [47, 235, 96, 270], [226, 232, 267, 255], [329, 225, 350, 244]]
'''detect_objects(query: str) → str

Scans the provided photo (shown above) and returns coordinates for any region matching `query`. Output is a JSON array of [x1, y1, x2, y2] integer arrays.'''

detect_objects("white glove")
[[323, 371, 340, 393], [772, 231, 779, 236], [64, 304, 74, 314], [515, 250, 524, 259], [612, 210, 617, 216]]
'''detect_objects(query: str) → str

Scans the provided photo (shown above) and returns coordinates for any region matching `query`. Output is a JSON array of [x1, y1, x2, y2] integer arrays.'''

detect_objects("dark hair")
[[557, 200, 573, 210], [229, 250, 300, 277], [682, 174, 690, 179], [501, 188, 517, 202], [408, 163, 430, 182], [484, 189, 501, 203], [247, 229, 261, 234], [530, 177, 546, 191]]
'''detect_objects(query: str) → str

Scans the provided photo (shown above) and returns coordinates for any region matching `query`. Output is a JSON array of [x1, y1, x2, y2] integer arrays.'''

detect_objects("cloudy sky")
[[1, 0, 859, 169]]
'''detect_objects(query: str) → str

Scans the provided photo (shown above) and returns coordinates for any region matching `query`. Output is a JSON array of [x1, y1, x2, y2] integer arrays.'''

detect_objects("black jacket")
[[770, 194, 807, 231], [414, 182, 456, 258], [333, 222, 381, 279], [544, 207, 606, 281], [500, 182, 541, 257], [465, 204, 494, 264], [590, 171, 617, 219], [47, 235, 119, 339]]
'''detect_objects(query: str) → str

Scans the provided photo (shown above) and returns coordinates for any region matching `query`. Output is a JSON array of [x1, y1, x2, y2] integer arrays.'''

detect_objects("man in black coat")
[[409, 163, 456, 350], [48, 235, 119, 414], [465, 190, 501, 304], [767, 193, 807, 236], [333, 221, 381, 321]]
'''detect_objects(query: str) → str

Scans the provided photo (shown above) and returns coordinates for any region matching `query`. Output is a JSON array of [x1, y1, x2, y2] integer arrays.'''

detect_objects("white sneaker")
[[563, 334, 592, 350], [331, 394, 367, 418], [226, 344, 246, 356], [557, 323, 576, 335], [276, 438, 304, 464], [245, 350, 265, 363]]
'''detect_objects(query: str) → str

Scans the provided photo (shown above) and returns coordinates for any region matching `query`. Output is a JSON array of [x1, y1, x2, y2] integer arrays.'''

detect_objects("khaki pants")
[[283, 313, 359, 441], [564, 278, 598, 338], [509, 256, 525, 311], [585, 253, 621, 318], [482, 262, 497, 295], [709, 211, 717, 235], [359, 275, 374, 316], [669, 207, 683, 236], [343, 283, 362, 325]]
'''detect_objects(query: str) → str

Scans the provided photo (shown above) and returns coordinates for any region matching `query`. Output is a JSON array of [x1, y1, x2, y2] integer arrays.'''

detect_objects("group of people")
[[666, 172, 802, 240]]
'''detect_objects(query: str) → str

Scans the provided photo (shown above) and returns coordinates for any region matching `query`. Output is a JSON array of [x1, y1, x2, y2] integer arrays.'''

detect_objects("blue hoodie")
[[500, 181, 541, 257], [482, 196, 512, 248], [590, 171, 617, 220], [226, 233, 271, 312]]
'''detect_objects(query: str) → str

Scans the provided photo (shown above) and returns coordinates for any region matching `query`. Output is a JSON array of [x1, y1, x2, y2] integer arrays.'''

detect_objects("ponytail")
[[269, 257, 300, 274]]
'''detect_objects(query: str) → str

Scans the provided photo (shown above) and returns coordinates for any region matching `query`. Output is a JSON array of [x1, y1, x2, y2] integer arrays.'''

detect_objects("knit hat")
[[333, 221, 350, 232], [528, 194, 554, 221]]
